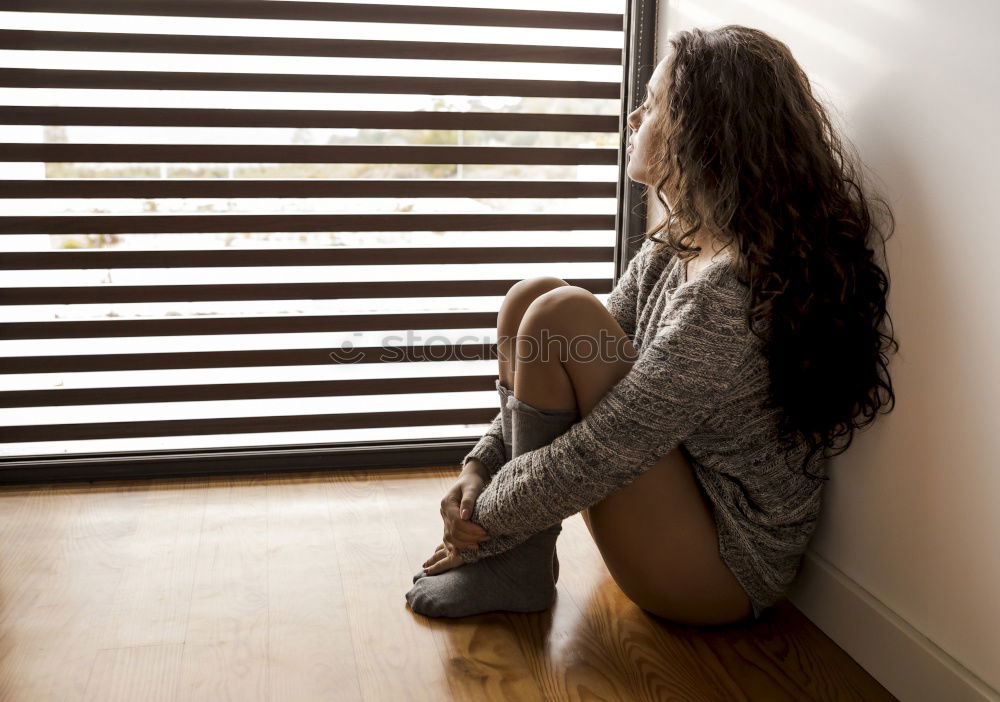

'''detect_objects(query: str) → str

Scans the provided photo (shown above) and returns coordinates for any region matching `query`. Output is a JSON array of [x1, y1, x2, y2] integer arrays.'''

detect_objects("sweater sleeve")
[[457, 279, 749, 563], [459, 411, 506, 477]]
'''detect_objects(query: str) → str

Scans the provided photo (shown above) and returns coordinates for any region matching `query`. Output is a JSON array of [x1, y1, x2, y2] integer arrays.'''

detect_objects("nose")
[[627, 105, 642, 131]]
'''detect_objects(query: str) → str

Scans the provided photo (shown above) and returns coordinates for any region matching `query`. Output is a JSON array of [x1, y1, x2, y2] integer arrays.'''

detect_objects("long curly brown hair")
[[641, 25, 899, 479]]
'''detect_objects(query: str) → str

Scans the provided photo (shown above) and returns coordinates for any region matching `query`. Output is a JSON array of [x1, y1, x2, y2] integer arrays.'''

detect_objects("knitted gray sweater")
[[458, 236, 827, 619]]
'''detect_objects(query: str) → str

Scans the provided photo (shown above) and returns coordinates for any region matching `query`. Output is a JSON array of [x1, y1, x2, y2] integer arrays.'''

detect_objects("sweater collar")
[[681, 249, 736, 285]]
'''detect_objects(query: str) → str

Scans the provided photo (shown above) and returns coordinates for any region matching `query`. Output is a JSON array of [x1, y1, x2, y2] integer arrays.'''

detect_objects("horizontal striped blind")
[[0, 0, 637, 475]]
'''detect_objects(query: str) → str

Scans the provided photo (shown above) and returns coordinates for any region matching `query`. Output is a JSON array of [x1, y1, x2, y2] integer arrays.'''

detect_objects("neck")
[[693, 230, 727, 260]]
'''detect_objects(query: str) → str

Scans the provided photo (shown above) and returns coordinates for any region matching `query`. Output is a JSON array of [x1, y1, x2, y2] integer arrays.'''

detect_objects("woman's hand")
[[439, 471, 492, 552], [422, 541, 465, 576]]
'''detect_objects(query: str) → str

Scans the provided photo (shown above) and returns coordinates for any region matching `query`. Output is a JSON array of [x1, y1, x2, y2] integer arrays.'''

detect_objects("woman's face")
[[626, 57, 670, 187]]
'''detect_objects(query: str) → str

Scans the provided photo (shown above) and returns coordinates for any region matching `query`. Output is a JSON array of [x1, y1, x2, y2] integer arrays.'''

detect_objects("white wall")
[[653, 0, 999, 697]]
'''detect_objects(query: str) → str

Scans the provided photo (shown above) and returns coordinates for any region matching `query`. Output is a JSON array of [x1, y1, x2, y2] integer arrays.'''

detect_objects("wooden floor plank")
[[99, 479, 209, 649], [82, 643, 184, 702], [178, 476, 270, 701], [0, 467, 897, 702], [0, 483, 144, 701], [323, 468, 453, 702], [266, 473, 362, 702]]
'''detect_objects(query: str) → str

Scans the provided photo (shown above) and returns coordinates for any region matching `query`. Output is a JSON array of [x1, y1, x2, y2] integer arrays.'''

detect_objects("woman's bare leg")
[[514, 283, 753, 626], [497, 276, 571, 390]]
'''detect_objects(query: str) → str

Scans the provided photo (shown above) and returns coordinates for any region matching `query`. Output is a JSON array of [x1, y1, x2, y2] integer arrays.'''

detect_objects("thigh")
[[582, 446, 752, 626], [514, 285, 639, 417], [497, 277, 570, 389]]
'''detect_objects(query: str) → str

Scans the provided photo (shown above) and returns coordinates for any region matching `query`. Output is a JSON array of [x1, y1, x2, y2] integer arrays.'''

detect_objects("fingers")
[[449, 505, 490, 537], [423, 546, 462, 576], [440, 494, 490, 548], [452, 521, 490, 541], [424, 555, 449, 575], [423, 552, 447, 575], [444, 535, 480, 551], [459, 481, 483, 521], [422, 543, 457, 575], [422, 543, 447, 568], [459, 501, 474, 521], [442, 498, 486, 533], [445, 525, 489, 549], [447, 522, 491, 545], [456, 513, 489, 535], [448, 534, 489, 551]]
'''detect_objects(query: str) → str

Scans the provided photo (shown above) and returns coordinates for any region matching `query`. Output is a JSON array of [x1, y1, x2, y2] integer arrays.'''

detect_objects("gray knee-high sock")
[[497, 378, 513, 463], [506, 392, 579, 585], [406, 386, 578, 618]]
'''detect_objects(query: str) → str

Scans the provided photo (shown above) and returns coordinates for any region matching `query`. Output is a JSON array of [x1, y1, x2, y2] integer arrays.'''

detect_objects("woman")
[[405, 25, 897, 625]]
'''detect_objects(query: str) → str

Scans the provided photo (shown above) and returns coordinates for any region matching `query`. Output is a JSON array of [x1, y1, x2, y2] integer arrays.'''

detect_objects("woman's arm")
[[460, 237, 652, 482], [457, 279, 750, 563]]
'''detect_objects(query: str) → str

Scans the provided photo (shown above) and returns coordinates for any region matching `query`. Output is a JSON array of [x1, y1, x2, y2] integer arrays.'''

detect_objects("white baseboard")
[[786, 550, 999, 702]]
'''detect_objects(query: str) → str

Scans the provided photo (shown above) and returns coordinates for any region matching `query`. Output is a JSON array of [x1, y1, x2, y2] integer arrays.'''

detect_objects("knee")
[[519, 285, 595, 332], [504, 277, 569, 309], [499, 277, 570, 330]]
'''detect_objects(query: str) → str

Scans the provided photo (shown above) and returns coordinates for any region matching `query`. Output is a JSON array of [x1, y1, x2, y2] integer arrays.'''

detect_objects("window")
[[0, 0, 655, 482]]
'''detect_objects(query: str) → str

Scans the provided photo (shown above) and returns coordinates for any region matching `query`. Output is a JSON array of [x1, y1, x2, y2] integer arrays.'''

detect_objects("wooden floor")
[[0, 466, 896, 702]]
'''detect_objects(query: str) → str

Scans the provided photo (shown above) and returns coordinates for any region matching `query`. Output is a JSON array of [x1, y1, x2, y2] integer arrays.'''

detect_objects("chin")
[[626, 164, 647, 186]]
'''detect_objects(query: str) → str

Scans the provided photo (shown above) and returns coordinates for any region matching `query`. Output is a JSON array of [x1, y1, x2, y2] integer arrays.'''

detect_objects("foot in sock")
[[409, 533, 561, 584], [404, 383, 575, 617], [405, 524, 561, 617]]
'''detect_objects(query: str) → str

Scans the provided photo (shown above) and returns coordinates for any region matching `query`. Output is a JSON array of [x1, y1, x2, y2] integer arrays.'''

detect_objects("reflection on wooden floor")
[[0, 466, 896, 701]]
